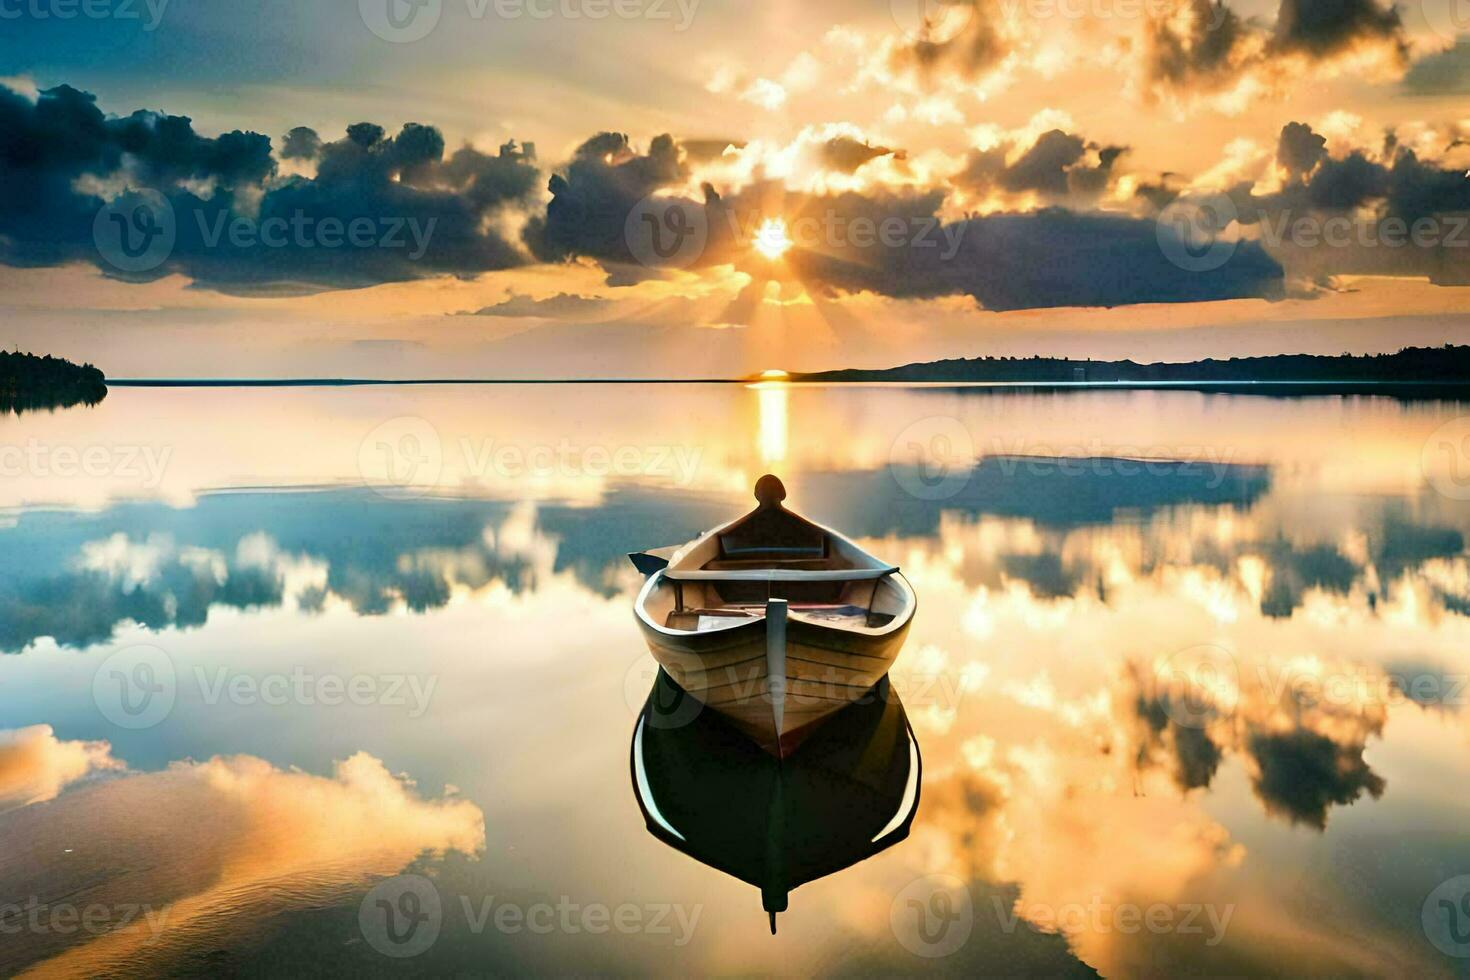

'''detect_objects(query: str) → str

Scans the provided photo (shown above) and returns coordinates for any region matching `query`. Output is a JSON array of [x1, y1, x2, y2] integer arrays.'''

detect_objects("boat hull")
[[635, 580, 914, 756]]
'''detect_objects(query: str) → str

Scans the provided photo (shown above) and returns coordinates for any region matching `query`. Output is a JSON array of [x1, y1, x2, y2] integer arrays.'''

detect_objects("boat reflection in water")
[[630, 668, 921, 933]]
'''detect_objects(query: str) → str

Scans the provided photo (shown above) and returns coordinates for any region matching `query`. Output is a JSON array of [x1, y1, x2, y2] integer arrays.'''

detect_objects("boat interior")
[[644, 478, 910, 633]]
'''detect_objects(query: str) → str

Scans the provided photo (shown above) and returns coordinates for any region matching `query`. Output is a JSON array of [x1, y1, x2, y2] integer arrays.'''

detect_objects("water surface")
[[2, 384, 1469, 976]]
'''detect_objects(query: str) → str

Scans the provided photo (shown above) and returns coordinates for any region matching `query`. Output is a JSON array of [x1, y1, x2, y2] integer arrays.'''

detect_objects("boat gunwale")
[[634, 517, 916, 640]]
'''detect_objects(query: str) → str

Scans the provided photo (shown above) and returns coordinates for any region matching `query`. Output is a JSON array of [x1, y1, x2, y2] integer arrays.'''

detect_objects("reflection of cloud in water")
[[1127, 657, 1388, 829], [0, 725, 122, 810], [0, 750, 483, 977], [0, 487, 734, 652], [867, 491, 1470, 974], [4, 471, 1470, 655]]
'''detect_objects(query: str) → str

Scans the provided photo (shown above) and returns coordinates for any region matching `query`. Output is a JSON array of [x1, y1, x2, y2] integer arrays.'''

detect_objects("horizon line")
[[105, 377, 1470, 388]]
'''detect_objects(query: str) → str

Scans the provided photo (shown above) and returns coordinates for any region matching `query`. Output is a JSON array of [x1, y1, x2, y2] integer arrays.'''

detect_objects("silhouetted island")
[[0, 351, 107, 414], [796, 345, 1470, 395]]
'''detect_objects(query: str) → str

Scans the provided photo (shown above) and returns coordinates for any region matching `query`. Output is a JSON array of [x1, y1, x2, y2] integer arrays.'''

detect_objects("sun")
[[752, 217, 792, 260]]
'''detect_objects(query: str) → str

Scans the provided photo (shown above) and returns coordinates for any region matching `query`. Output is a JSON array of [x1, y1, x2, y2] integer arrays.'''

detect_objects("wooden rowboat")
[[630, 475, 916, 757]]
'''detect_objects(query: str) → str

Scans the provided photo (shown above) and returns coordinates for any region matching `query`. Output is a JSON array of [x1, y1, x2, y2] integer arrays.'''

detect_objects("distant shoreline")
[[105, 378, 1470, 398], [108, 378, 748, 386], [107, 344, 1470, 393]]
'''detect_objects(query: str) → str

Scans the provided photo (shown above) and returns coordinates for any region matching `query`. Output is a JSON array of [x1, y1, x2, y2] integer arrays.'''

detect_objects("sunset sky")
[[2, 0, 1470, 377]]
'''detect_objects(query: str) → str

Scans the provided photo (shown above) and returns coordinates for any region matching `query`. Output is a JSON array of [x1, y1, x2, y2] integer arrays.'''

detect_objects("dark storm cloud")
[[819, 137, 895, 174], [1140, 0, 1255, 89], [0, 82, 541, 293], [1223, 122, 1470, 286], [786, 205, 1281, 311], [522, 131, 686, 265], [1277, 121, 1327, 177], [1270, 0, 1406, 62], [1000, 130, 1086, 195], [955, 129, 1127, 202], [280, 126, 322, 161], [1142, 0, 1408, 96]]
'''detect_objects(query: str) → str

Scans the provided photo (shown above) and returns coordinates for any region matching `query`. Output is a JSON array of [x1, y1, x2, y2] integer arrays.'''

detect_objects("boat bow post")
[[766, 598, 788, 756]]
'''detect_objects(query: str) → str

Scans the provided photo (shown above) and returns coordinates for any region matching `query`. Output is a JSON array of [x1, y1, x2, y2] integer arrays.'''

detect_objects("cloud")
[[466, 291, 613, 319], [522, 131, 686, 265], [0, 725, 124, 810], [528, 131, 1280, 310], [785, 202, 1282, 311], [0, 751, 483, 976], [1276, 120, 1328, 176], [280, 126, 322, 161], [955, 128, 1127, 204], [1404, 39, 1470, 95], [819, 136, 897, 174], [892, 0, 1013, 80], [1140, 0, 1260, 92], [1139, 0, 1409, 109], [1270, 0, 1406, 64], [1224, 121, 1470, 285], [0, 82, 541, 294]]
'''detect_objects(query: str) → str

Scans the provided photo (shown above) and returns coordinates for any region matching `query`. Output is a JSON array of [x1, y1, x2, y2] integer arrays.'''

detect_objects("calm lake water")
[[3, 383, 1470, 977]]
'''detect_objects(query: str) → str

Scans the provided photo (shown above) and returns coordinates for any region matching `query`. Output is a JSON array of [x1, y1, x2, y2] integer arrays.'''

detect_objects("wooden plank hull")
[[636, 604, 913, 757]]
